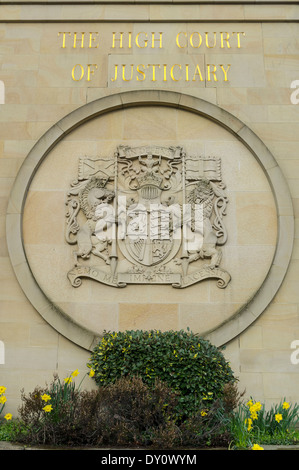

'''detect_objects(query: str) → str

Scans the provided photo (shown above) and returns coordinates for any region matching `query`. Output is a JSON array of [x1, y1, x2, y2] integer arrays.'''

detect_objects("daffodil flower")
[[245, 418, 253, 431], [252, 444, 264, 450], [41, 394, 51, 402], [43, 404, 53, 413]]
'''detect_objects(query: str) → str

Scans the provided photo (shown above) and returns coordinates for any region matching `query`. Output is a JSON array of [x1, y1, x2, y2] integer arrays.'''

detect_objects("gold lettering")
[[220, 32, 231, 49], [170, 64, 182, 81], [192, 64, 203, 81], [73, 32, 85, 49], [128, 31, 132, 49], [163, 64, 167, 81], [219, 64, 231, 81], [205, 32, 217, 48], [232, 31, 245, 48], [108, 61, 232, 84], [87, 64, 98, 81], [147, 64, 160, 81], [151, 32, 163, 49], [58, 32, 71, 48], [111, 64, 118, 82], [207, 64, 218, 81], [89, 32, 99, 49], [176, 32, 187, 48], [185, 64, 189, 82], [190, 32, 202, 48], [122, 64, 134, 81], [72, 64, 84, 81], [112, 32, 124, 48], [136, 32, 148, 48], [136, 64, 145, 81]]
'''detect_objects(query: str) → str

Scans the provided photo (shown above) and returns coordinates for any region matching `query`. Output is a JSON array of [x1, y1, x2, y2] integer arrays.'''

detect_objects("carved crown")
[[136, 172, 163, 189]]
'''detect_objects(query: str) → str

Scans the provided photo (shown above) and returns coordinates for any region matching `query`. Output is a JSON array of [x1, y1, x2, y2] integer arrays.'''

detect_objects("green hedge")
[[88, 329, 236, 418]]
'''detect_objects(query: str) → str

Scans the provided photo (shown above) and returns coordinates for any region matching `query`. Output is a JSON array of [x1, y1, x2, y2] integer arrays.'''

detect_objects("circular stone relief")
[[6, 91, 294, 350]]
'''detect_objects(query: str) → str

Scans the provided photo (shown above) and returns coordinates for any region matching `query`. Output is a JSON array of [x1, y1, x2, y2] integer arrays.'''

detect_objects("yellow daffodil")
[[250, 402, 262, 413], [71, 369, 79, 377], [245, 418, 253, 431], [89, 369, 95, 378], [0, 396, 7, 404], [283, 402, 290, 410], [43, 404, 53, 413], [249, 401, 262, 420], [41, 394, 51, 402], [275, 413, 283, 423], [4, 413, 12, 421], [0, 386, 6, 395], [64, 377, 72, 384], [252, 444, 264, 450], [201, 410, 207, 416]]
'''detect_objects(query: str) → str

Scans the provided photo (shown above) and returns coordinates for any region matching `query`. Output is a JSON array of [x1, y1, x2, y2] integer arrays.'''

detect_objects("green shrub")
[[16, 374, 180, 447], [88, 329, 236, 419], [18, 380, 81, 445], [15, 373, 240, 448], [0, 420, 27, 442], [90, 375, 180, 447], [17, 369, 93, 446]]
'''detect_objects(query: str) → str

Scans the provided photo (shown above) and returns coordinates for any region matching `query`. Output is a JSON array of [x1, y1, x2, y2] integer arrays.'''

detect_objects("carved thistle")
[[65, 145, 231, 289]]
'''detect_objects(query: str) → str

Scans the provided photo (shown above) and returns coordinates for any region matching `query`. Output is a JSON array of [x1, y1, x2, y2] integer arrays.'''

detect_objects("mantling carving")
[[65, 145, 231, 289]]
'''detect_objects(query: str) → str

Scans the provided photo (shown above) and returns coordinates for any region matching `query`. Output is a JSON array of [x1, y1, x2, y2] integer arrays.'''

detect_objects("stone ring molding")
[[6, 90, 294, 351]]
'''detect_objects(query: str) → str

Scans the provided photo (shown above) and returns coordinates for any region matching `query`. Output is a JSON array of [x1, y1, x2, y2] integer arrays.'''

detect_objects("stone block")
[[119, 303, 179, 331]]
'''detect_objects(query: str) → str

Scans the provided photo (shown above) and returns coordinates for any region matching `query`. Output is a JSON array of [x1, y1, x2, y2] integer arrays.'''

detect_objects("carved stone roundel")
[[6, 91, 293, 349]]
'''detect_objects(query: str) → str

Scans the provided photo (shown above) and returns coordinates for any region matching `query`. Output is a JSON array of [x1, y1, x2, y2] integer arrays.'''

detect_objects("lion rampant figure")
[[65, 177, 115, 266], [185, 177, 228, 269]]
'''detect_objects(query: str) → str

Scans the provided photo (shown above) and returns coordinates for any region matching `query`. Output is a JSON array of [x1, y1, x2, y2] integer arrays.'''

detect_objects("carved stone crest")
[[65, 145, 231, 289]]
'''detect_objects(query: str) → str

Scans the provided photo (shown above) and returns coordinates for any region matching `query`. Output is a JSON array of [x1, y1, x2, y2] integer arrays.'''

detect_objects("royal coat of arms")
[[65, 145, 231, 289]]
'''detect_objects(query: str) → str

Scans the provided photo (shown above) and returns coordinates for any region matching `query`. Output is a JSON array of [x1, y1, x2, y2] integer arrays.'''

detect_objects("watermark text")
[[0, 81, 4, 104], [0, 341, 5, 365], [94, 198, 204, 252], [290, 80, 299, 104]]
